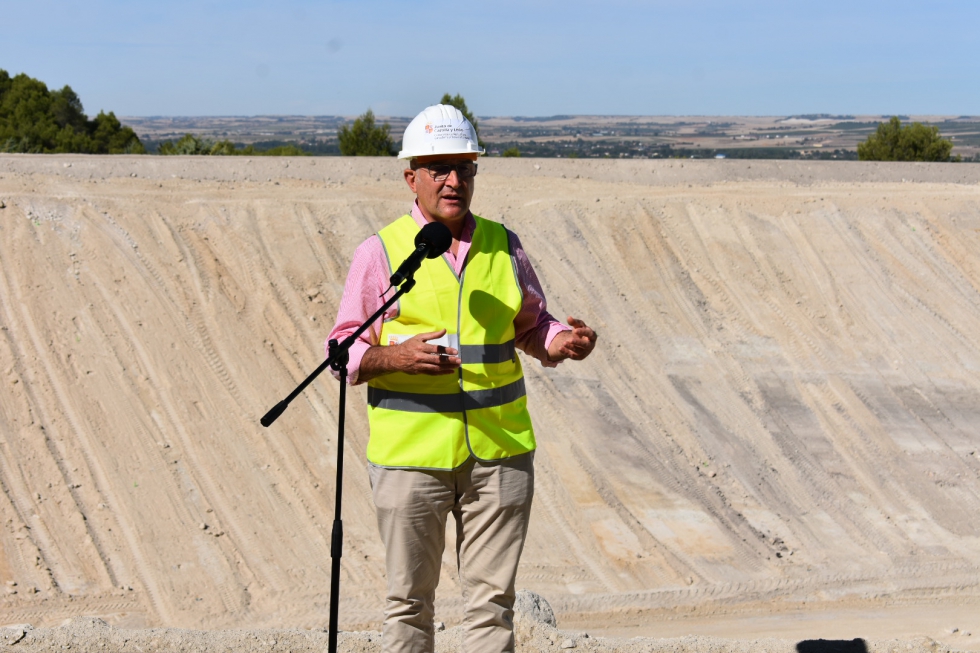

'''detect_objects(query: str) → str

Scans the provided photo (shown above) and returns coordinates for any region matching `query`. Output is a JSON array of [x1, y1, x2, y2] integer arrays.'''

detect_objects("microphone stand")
[[261, 276, 417, 653]]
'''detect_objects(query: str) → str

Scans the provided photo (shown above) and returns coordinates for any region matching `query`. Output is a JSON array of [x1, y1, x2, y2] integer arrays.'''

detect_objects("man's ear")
[[404, 168, 418, 193]]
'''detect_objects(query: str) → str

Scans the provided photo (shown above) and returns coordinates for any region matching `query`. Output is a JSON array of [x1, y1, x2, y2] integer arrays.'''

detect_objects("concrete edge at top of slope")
[[2, 154, 980, 187]]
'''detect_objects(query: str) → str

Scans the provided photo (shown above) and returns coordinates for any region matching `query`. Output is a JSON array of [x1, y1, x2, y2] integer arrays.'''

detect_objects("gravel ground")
[[0, 593, 964, 653], [0, 616, 959, 653]]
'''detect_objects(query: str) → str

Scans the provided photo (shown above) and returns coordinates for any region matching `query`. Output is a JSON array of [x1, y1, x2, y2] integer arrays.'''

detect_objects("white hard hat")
[[397, 104, 485, 159]]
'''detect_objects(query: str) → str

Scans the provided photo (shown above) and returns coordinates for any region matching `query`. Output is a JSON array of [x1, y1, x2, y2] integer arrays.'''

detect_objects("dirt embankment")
[[1, 155, 980, 649]]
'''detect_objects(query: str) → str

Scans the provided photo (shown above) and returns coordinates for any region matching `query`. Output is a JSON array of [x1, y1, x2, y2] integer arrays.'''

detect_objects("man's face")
[[404, 153, 478, 225]]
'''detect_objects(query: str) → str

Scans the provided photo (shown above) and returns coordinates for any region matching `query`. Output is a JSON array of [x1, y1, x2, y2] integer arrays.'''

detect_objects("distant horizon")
[[119, 114, 980, 161]]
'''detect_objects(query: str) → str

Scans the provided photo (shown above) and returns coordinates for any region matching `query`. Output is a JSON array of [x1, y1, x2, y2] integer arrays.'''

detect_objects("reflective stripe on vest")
[[459, 339, 516, 365], [366, 214, 536, 470], [368, 377, 526, 413]]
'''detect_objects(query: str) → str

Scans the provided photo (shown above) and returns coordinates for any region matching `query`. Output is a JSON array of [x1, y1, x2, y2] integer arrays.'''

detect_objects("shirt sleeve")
[[326, 235, 394, 385], [508, 228, 571, 367]]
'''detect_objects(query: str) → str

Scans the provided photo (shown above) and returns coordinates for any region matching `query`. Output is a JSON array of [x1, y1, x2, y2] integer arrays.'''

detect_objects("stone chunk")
[[514, 589, 557, 627], [1, 627, 26, 645]]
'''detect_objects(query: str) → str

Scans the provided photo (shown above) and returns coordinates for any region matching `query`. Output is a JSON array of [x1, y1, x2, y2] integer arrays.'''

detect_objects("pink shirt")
[[327, 202, 569, 384]]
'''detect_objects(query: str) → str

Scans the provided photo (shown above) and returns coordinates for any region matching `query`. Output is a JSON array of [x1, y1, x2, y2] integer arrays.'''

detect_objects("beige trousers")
[[368, 452, 535, 653]]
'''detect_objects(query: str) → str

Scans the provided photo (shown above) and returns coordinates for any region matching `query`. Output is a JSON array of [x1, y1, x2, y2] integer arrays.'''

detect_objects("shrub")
[[857, 117, 954, 162]]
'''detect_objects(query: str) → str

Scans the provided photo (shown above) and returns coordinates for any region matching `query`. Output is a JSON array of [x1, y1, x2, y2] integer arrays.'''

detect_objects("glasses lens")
[[426, 162, 477, 181], [428, 165, 453, 181]]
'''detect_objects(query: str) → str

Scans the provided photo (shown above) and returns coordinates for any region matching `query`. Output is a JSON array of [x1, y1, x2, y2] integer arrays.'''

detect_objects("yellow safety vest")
[[366, 214, 536, 470]]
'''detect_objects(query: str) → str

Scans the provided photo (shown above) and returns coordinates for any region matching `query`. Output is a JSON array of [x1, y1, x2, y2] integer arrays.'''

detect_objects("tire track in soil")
[[0, 302, 59, 594], [865, 209, 980, 364], [551, 564, 980, 616], [89, 203, 277, 606], [918, 199, 980, 311], [86, 275, 250, 619], [178, 221, 249, 412], [519, 429, 594, 579], [37, 288, 172, 620], [725, 208, 833, 369], [525, 380, 631, 592], [0, 596, 143, 627], [804, 380, 919, 557], [0, 228, 122, 596], [560, 374, 764, 582], [192, 198, 377, 604], [252, 202, 352, 541], [0, 449, 51, 592], [190, 202, 341, 588], [84, 203, 277, 618], [834, 206, 980, 367], [648, 206, 816, 556], [0, 308, 137, 600], [893, 203, 980, 323]]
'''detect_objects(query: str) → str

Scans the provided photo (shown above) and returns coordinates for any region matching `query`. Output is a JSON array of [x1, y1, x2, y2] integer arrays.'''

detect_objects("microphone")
[[389, 222, 453, 286]]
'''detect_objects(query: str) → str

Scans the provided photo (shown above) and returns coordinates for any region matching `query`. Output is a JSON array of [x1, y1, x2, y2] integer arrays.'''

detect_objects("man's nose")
[[444, 168, 462, 187]]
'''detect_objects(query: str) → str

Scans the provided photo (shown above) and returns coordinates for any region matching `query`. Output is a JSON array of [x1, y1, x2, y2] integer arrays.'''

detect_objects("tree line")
[[0, 69, 144, 154]]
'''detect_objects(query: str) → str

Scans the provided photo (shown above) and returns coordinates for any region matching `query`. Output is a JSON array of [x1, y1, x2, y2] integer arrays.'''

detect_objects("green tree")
[[857, 116, 954, 162], [338, 109, 395, 156], [90, 111, 146, 154], [440, 93, 485, 150], [502, 146, 521, 158], [0, 69, 144, 154]]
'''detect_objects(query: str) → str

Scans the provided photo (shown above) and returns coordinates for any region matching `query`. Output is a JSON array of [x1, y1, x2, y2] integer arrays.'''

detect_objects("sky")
[[1, 0, 978, 118]]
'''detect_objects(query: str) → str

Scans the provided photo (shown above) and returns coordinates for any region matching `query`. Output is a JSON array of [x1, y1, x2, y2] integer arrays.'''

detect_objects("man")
[[327, 104, 597, 653]]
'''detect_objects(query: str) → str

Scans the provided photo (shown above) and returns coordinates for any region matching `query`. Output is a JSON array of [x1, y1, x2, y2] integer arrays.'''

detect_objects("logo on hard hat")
[[424, 124, 433, 134]]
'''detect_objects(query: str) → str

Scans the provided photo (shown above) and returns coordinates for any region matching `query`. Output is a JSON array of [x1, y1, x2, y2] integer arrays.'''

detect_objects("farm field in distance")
[[122, 114, 980, 160]]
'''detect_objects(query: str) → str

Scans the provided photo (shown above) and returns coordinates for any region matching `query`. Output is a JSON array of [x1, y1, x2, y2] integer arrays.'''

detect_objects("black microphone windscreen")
[[415, 222, 453, 258]]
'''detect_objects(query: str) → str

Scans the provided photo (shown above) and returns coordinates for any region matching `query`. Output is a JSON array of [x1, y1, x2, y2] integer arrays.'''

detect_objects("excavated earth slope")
[[1, 155, 979, 650]]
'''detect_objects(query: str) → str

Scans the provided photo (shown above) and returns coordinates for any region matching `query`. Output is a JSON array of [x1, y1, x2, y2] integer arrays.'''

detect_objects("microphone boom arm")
[[260, 276, 416, 427]]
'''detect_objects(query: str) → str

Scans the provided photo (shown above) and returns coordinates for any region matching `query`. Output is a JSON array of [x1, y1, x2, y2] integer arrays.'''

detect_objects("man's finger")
[[418, 329, 448, 342], [421, 345, 458, 356], [567, 317, 596, 342], [572, 327, 596, 340]]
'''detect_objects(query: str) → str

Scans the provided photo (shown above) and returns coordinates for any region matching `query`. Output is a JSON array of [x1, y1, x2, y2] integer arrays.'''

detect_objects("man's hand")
[[358, 329, 461, 382], [547, 316, 598, 362]]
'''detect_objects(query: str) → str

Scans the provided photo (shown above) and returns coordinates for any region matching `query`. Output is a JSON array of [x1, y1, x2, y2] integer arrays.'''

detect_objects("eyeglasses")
[[411, 161, 478, 182]]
